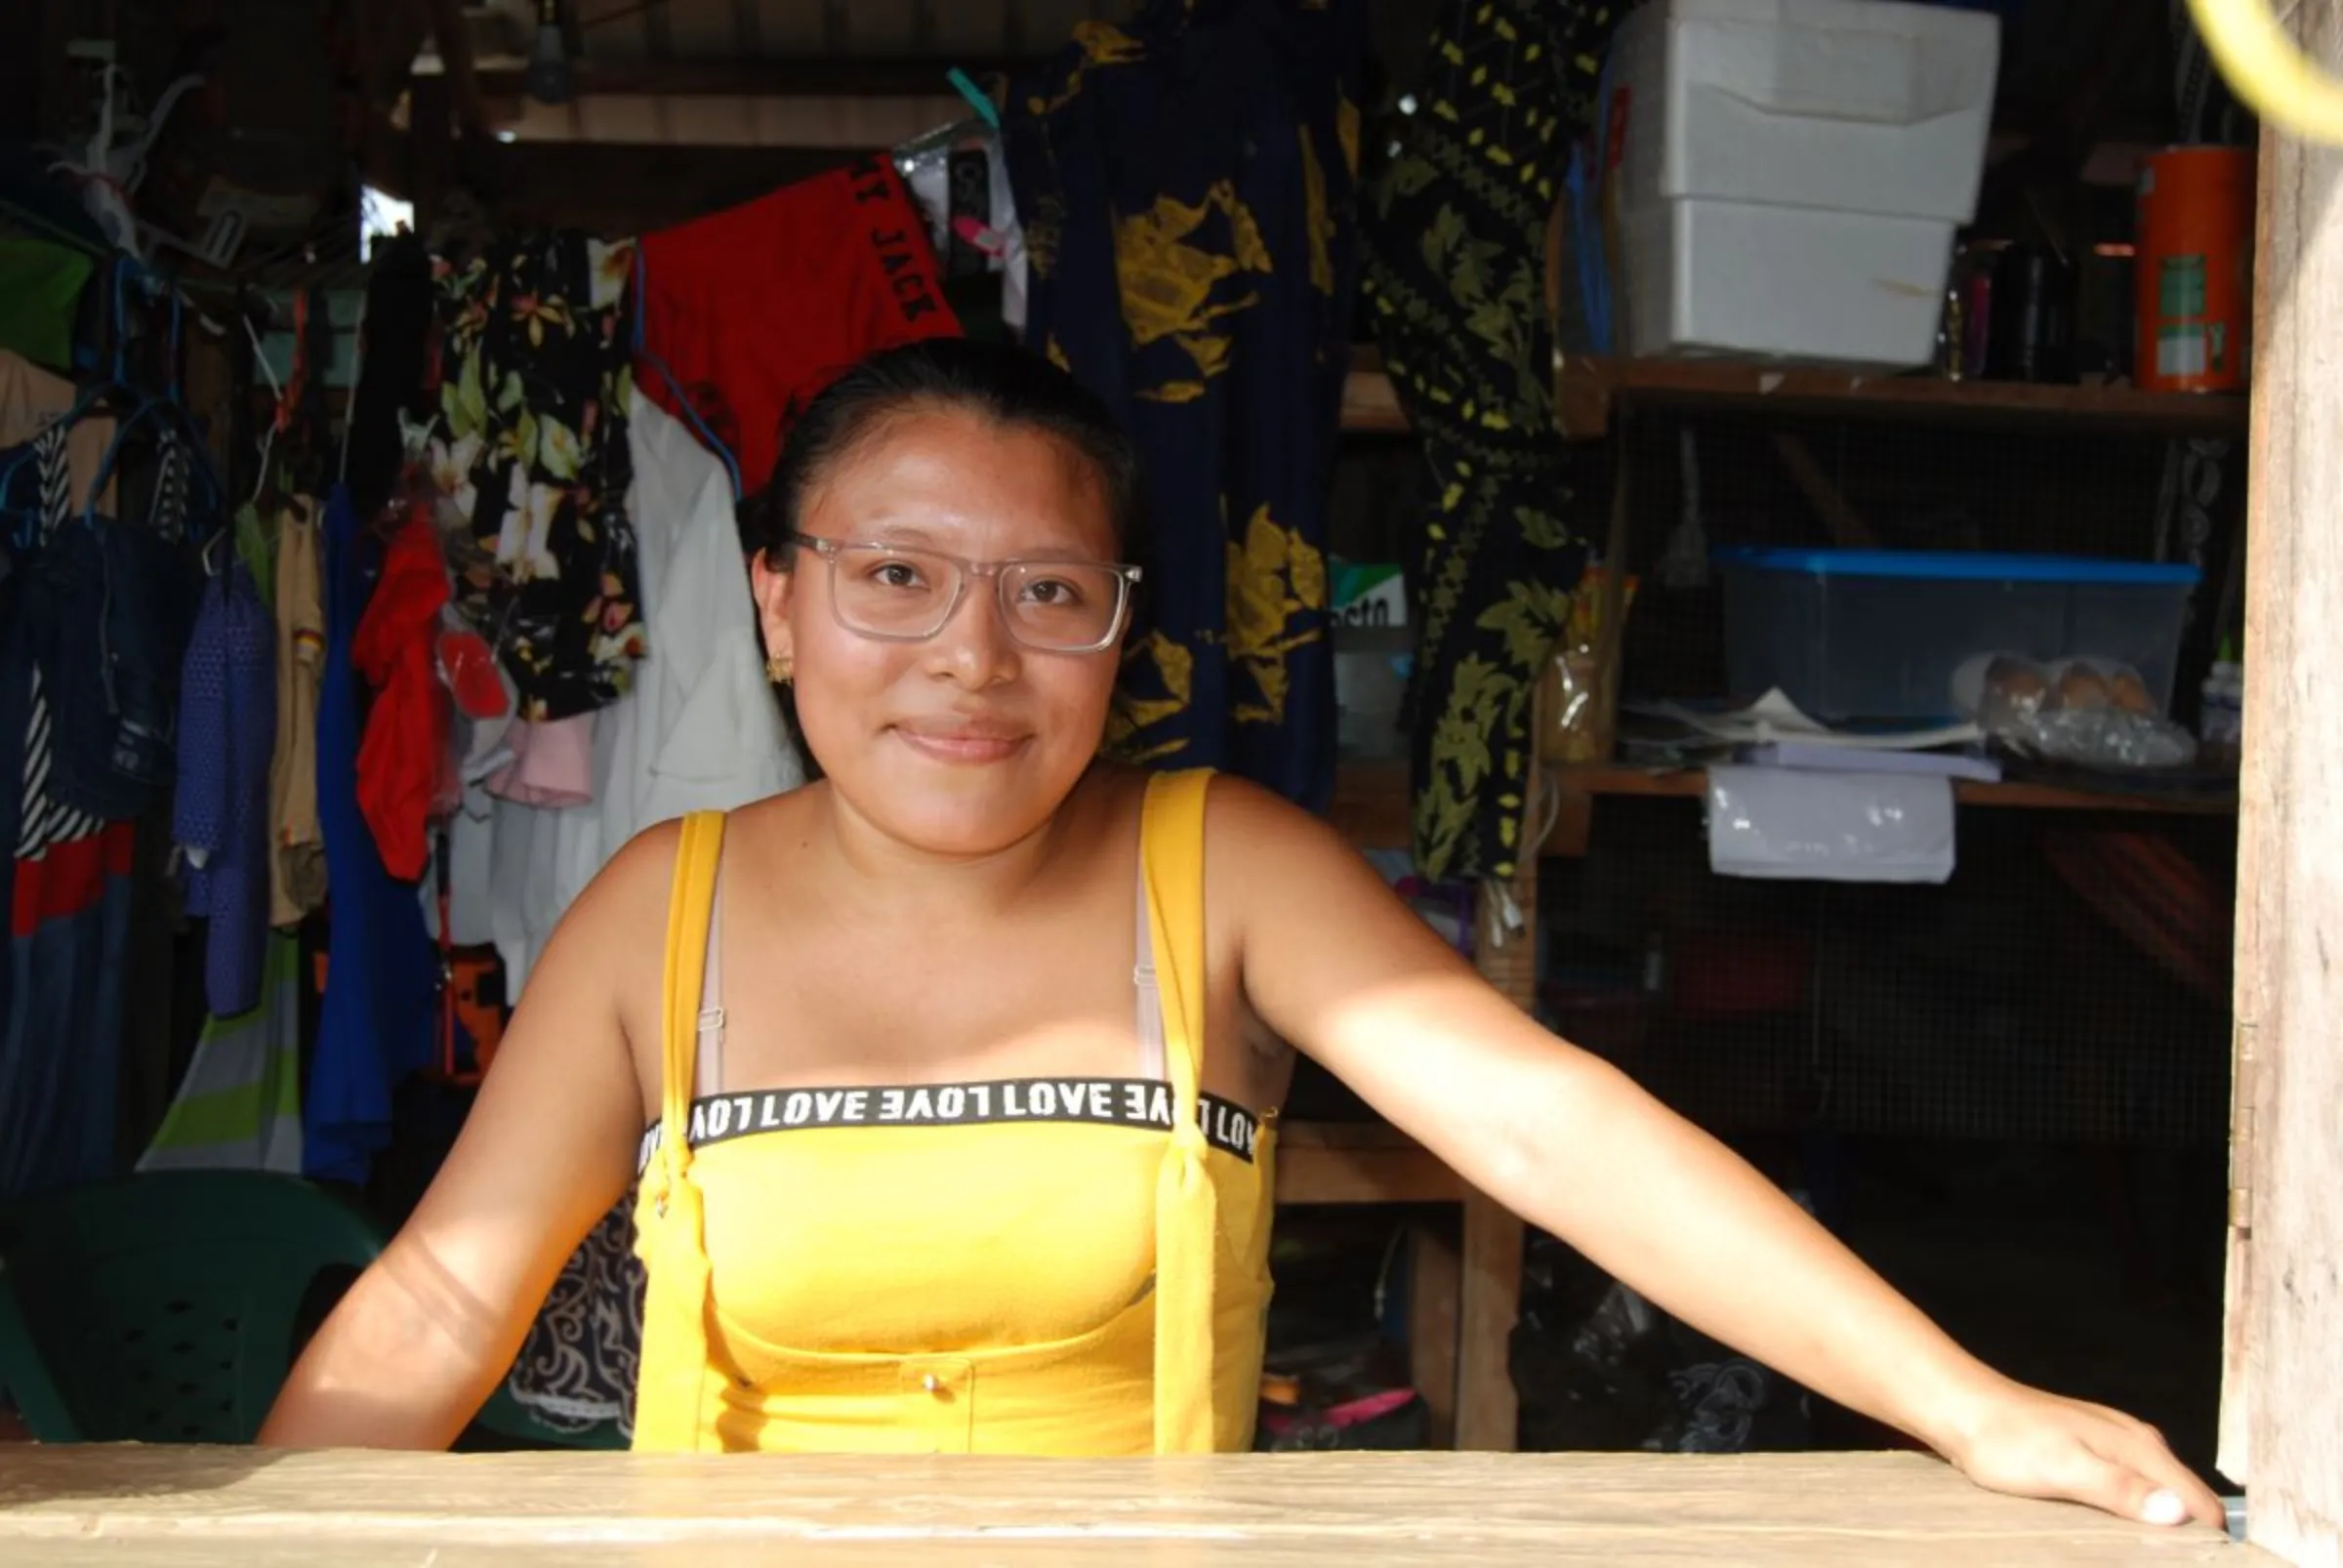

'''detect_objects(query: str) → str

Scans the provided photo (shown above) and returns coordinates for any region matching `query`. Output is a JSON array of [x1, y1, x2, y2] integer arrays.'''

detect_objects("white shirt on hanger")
[[443, 387, 802, 995]]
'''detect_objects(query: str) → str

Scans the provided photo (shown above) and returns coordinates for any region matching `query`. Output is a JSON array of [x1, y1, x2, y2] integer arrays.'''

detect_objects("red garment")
[[637, 157, 963, 497], [351, 509, 454, 882], [11, 825, 134, 936]]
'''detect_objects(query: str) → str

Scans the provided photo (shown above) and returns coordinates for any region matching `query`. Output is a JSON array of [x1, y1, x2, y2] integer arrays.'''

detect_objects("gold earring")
[[765, 651, 794, 685]]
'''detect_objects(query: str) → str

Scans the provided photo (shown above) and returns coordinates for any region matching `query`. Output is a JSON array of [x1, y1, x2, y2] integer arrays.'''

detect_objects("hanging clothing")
[[637, 159, 962, 500], [427, 233, 645, 722], [0, 348, 117, 515], [344, 233, 434, 528], [0, 356, 121, 898], [308, 485, 439, 1185], [484, 715, 594, 808], [268, 501, 327, 927], [1358, 0, 1619, 884], [0, 528, 132, 1201], [479, 389, 801, 999], [631, 770, 1273, 1454], [0, 241, 94, 376], [0, 823, 136, 1200], [29, 433, 203, 824], [1007, 1, 1366, 814], [136, 932, 305, 1175], [351, 504, 454, 885], [432, 687, 516, 952], [12, 430, 105, 859], [175, 561, 278, 1017]]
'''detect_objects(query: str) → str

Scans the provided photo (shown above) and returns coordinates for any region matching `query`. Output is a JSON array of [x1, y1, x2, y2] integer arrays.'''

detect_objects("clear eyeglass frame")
[[792, 533, 1143, 654]]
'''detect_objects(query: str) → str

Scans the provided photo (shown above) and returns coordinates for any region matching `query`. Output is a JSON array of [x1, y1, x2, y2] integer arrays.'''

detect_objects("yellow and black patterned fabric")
[[1361, 0, 1620, 882]]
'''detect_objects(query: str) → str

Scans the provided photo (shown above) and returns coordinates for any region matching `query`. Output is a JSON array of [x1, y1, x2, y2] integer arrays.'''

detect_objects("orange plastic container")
[[2134, 145, 2255, 392]]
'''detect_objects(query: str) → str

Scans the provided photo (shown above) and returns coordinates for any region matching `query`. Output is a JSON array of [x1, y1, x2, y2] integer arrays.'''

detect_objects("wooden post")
[[1406, 1219, 1460, 1448], [2222, 9, 2343, 1559]]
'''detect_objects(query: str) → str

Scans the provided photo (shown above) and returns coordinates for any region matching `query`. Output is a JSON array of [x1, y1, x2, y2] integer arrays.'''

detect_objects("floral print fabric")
[[427, 233, 644, 722], [1007, 0, 1367, 813]]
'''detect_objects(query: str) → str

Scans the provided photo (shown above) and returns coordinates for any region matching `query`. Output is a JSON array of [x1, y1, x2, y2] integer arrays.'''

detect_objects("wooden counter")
[[0, 1447, 2250, 1564]]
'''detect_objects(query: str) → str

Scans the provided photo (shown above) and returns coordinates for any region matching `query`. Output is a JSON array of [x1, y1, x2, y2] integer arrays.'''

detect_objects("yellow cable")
[[2187, 0, 2343, 144]]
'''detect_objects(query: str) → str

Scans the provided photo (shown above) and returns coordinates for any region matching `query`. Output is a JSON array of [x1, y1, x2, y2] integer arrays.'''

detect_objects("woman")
[[262, 340, 2221, 1529]]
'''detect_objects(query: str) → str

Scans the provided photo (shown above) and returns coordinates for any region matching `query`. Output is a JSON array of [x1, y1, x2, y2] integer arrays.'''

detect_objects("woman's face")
[[753, 406, 1125, 858]]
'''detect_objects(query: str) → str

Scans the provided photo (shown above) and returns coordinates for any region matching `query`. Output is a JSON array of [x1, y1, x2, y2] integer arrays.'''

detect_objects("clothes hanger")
[[630, 245, 744, 502], [80, 264, 231, 537], [243, 309, 284, 510], [0, 257, 141, 532]]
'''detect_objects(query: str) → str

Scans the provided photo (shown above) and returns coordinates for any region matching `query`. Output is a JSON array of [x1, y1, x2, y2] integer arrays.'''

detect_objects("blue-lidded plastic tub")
[[1713, 548, 2203, 722]]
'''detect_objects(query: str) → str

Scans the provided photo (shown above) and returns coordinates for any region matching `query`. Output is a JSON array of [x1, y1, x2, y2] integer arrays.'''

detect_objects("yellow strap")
[[658, 811, 727, 1156], [633, 810, 726, 1453], [1139, 767, 1217, 1454]]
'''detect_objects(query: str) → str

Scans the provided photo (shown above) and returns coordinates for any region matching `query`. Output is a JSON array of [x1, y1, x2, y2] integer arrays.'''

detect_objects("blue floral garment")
[[1007, 0, 1367, 813]]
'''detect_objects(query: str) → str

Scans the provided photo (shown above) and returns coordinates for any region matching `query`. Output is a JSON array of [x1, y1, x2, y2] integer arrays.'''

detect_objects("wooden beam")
[[2223, 7, 2343, 1561], [406, 140, 864, 234], [458, 56, 1035, 100], [1274, 1125, 1464, 1206]]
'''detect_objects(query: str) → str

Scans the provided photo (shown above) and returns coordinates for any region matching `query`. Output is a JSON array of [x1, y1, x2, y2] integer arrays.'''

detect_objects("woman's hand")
[[1936, 1380, 2227, 1529]]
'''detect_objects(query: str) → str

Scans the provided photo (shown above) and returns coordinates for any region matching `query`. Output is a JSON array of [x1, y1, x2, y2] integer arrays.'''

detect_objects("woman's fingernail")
[[2143, 1490, 2187, 1527]]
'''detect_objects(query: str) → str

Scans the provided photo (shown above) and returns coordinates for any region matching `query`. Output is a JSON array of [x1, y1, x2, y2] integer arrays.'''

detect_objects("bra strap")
[[694, 856, 727, 1100], [1138, 767, 1217, 1455], [1133, 854, 1167, 1082]]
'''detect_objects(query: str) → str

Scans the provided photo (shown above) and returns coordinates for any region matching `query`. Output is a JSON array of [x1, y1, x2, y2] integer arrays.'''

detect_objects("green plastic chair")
[[0, 1171, 382, 1444], [0, 1169, 630, 1450]]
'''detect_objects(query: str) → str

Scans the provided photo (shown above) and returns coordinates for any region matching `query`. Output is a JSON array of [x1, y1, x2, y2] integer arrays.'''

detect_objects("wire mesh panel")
[[1540, 789, 2233, 1147], [1520, 400, 2243, 1148]]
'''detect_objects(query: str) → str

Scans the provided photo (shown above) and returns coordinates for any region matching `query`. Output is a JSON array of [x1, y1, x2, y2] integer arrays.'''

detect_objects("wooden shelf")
[[1325, 759, 2234, 853], [1547, 762, 2238, 816], [1336, 348, 2249, 438]]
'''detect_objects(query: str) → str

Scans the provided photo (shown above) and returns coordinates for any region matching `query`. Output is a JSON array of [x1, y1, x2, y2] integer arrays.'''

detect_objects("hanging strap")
[[632, 808, 727, 1452], [1139, 767, 1218, 1455], [658, 811, 727, 1175]]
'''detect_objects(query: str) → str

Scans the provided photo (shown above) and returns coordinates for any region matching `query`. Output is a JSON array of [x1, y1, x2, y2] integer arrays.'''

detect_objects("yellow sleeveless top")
[[629, 768, 1277, 1454]]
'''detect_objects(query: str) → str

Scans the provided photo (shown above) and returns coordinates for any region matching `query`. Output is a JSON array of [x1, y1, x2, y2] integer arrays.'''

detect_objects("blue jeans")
[[25, 516, 202, 822]]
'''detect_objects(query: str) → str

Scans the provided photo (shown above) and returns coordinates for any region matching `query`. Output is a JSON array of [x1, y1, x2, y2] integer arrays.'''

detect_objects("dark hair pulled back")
[[746, 337, 1148, 568]]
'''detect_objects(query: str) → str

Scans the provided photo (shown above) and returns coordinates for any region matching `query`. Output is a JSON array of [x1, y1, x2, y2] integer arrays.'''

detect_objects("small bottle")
[[1938, 285, 1967, 381], [2199, 642, 2243, 768]]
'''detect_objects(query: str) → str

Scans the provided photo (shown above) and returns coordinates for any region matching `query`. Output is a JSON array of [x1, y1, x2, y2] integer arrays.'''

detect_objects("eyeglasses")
[[792, 535, 1141, 654]]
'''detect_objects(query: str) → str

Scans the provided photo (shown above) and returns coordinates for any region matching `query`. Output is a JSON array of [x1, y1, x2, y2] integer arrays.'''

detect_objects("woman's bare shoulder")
[[593, 787, 825, 900]]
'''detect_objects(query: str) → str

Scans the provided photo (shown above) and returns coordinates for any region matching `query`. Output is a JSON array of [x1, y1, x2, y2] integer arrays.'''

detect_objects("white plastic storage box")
[[1606, 0, 2002, 366], [1714, 548, 2203, 722]]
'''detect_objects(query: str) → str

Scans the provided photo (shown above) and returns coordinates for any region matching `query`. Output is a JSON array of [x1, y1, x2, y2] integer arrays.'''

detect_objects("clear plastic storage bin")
[[1714, 548, 2203, 722]]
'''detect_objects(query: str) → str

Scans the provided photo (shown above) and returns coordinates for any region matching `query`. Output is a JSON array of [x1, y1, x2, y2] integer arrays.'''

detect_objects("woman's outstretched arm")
[[1214, 778, 2222, 1530]]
